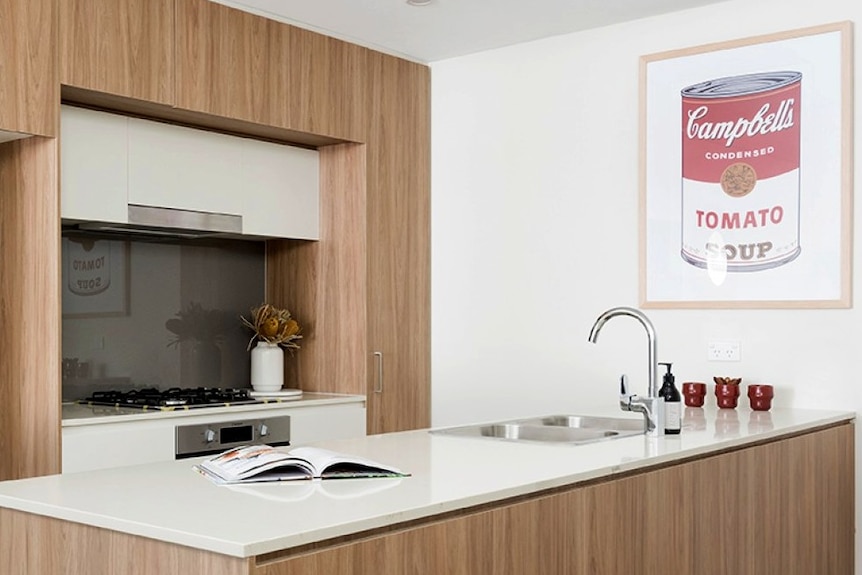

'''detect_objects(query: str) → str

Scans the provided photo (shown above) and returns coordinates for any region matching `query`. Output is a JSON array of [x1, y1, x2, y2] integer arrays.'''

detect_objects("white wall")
[[430, 0, 861, 563]]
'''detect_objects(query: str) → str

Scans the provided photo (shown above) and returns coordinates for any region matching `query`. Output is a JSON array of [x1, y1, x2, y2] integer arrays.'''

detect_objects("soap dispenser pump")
[[658, 362, 681, 435]]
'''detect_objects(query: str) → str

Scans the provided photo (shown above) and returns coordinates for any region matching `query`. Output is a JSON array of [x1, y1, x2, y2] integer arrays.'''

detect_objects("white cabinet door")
[[241, 139, 320, 240], [60, 106, 128, 223], [127, 117, 244, 216]]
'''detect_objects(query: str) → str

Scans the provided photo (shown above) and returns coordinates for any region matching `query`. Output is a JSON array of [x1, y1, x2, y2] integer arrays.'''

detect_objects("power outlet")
[[707, 340, 741, 362]]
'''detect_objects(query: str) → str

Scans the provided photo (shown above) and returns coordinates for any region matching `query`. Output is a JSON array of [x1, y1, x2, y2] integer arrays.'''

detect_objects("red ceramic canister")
[[682, 382, 707, 407], [714, 383, 740, 409], [747, 384, 774, 411]]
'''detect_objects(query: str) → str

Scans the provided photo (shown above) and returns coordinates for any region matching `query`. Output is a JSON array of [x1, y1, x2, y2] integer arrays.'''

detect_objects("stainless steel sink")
[[430, 414, 645, 445], [522, 415, 645, 432]]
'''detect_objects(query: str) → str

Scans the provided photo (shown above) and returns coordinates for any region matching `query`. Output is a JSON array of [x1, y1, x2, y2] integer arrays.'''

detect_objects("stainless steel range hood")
[[71, 205, 243, 240]]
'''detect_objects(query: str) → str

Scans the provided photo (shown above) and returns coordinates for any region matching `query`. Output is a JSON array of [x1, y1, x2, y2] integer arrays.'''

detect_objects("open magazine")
[[194, 444, 409, 485]]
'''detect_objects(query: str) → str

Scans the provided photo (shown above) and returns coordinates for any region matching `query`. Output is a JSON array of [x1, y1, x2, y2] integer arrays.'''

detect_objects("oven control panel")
[[175, 415, 291, 458]]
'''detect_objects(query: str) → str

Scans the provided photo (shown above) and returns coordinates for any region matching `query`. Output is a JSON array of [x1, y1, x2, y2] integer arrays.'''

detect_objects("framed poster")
[[62, 238, 130, 317], [640, 22, 853, 308]]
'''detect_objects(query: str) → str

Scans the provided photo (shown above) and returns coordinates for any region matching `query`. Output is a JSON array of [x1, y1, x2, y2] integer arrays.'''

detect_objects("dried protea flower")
[[713, 377, 742, 386], [241, 303, 302, 351]]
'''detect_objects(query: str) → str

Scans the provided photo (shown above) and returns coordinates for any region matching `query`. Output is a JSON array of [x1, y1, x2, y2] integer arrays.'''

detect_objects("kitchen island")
[[0, 406, 854, 574]]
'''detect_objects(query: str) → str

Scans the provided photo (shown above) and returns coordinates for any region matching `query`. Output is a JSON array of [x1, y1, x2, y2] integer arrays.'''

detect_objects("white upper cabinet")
[[240, 138, 319, 239], [60, 105, 320, 240], [127, 117, 244, 216], [60, 106, 128, 224]]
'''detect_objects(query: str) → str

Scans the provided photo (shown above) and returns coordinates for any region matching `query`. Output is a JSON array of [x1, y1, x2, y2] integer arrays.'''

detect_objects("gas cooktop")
[[79, 387, 261, 411]]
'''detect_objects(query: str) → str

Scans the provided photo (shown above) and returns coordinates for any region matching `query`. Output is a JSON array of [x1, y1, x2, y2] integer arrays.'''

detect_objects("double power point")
[[707, 340, 741, 362]]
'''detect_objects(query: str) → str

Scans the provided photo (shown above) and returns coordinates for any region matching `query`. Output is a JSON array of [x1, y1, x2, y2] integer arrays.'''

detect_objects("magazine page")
[[198, 444, 315, 483], [287, 446, 408, 479]]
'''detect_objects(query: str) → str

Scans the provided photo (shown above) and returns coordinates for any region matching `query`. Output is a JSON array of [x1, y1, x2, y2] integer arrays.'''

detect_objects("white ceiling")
[[215, 0, 730, 63]]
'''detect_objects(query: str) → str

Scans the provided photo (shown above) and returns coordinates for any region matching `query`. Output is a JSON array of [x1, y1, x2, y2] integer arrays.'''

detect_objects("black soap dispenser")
[[658, 362, 681, 435]]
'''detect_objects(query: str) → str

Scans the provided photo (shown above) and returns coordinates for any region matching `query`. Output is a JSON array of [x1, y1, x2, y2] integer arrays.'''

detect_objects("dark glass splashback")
[[61, 233, 265, 401]]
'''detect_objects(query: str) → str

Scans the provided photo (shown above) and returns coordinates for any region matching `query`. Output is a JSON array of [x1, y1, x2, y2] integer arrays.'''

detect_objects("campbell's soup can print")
[[680, 71, 802, 272]]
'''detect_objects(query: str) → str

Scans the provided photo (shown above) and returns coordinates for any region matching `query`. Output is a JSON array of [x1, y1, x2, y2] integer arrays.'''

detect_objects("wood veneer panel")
[[254, 425, 853, 575], [255, 491, 589, 575], [59, 0, 174, 105], [284, 27, 365, 141], [636, 424, 854, 575], [0, 0, 58, 136], [0, 508, 252, 575], [364, 52, 431, 433], [0, 137, 61, 480], [267, 143, 367, 395], [175, 0, 364, 141]]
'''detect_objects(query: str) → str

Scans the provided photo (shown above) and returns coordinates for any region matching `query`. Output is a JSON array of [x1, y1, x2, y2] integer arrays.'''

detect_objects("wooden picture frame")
[[639, 22, 853, 308], [62, 238, 130, 318]]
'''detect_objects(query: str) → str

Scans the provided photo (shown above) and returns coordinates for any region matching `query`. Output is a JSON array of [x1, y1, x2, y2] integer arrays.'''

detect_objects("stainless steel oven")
[[175, 415, 291, 459]]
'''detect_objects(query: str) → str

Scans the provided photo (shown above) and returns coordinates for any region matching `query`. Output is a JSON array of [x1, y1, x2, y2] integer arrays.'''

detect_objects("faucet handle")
[[619, 374, 633, 410]]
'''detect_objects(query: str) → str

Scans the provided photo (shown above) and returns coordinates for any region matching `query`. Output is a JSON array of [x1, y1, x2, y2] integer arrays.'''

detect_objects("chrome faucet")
[[587, 306, 664, 436]]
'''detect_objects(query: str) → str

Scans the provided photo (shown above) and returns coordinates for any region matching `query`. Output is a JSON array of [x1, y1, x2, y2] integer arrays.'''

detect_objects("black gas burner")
[[81, 387, 260, 410]]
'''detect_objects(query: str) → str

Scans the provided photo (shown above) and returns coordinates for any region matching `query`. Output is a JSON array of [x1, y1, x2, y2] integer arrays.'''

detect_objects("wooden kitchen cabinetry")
[[59, 0, 174, 105], [267, 51, 431, 435], [1, 0, 429, 480], [175, 0, 365, 142], [0, 0, 58, 137], [363, 52, 431, 434], [0, 137, 61, 481]]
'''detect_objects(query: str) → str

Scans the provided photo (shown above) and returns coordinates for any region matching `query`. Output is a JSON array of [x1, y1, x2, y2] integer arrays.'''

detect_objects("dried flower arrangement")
[[241, 303, 302, 351]]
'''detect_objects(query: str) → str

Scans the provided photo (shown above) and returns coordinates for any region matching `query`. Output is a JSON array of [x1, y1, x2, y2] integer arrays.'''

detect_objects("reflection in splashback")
[[61, 234, 265, 400]]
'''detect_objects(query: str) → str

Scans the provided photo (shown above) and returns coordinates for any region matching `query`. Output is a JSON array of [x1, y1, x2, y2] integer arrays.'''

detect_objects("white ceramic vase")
[[250, 341, 284, 392]]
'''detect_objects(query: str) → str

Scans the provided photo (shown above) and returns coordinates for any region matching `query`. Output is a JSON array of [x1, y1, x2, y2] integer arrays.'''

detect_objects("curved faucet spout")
[[587, 306, 657, 397], [588, 306, 662, 436]]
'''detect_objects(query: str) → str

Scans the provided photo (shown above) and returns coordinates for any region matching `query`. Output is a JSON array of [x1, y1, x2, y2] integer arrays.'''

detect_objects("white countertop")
[[62, 392, 366, 426], [0, 406, 853, 558]]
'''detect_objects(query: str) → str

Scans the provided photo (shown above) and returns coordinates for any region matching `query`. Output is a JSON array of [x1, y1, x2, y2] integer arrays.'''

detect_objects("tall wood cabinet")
[[363, 52, 431, 433], [0, 0, 60, 481]]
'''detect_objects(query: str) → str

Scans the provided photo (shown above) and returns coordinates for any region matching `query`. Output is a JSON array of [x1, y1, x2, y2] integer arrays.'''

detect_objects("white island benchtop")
[[0, 406, 853, 558]]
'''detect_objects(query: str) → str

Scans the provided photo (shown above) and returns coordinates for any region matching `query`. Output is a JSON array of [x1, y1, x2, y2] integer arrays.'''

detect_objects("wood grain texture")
[[254, 424, 854, 575], [61, 86, 342, 149], [363, 52, 431, 433], [175, 0, 364, 141], [267, 143, 368, 396], [0, 0, 58, 136], [59, 0, 174, 105], [0, 508, 253, 575], [0, 137, 61, 480]]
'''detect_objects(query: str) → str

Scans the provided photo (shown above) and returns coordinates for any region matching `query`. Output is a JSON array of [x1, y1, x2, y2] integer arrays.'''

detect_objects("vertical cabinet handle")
[[373, 351, 383, 393]]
